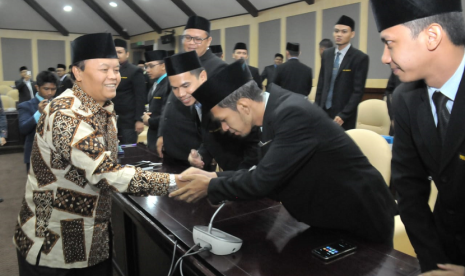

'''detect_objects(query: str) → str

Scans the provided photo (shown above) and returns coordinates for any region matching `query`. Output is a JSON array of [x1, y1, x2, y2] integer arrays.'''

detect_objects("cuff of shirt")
[[34, 110, 41, 123], [167, 174, 177, 193]]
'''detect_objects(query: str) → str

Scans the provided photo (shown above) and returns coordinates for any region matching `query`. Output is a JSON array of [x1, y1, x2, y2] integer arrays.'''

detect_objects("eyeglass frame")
[[182, 34, 210, 44], [144, 62, 164, 69]]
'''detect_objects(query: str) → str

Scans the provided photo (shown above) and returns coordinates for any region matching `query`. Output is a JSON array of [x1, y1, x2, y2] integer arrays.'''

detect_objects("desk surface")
[[116, 145, 421, 276]]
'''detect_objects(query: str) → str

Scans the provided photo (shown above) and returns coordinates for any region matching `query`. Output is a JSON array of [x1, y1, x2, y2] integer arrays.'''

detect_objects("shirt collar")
[[260, 92, 270, 132], [72, 84, 114, 114], [427, 51, 465, 101], [335, 43, 351, 56], [35, 92, 44, 102], [60, 75, 67, 81], [288, 57, 299, 60], [156, 73, 167, 84]]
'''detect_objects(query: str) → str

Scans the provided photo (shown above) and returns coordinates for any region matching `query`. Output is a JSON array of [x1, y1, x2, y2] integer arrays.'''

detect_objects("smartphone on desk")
[[312, 240, 357, 261]]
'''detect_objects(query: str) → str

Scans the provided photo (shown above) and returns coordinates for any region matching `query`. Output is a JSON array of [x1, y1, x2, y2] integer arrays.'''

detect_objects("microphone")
[[193, 203, 243, 255]]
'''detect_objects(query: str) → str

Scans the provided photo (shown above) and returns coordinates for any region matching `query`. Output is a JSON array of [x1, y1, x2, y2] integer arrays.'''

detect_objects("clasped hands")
[[170, 167, 217, 203]]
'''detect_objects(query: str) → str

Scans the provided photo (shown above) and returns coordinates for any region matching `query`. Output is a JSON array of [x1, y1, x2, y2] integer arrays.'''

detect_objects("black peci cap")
[[185, 15, 210, 33], [336, 15, 355, 30], [233, 42, 247, 51], [114, 38, 127, 49], [286, 42, 300, 52], [370, 0, 462, 32], [193, 59, 252, 115], [164, 51, 202, 76], [145, 50, 168, 62], [71, 33, 118, 64], [210, 45, 223, 54], [57, 64, 66, 69]]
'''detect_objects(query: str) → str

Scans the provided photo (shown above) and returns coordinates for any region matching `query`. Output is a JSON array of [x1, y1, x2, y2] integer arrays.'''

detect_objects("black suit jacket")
[[315, 46, 369, 130], [273, 59, 312, 96], [159, 49, 227, 165], [261, 64, 276, 91], [209, 85, 397, 244], [248, 65, 262, 89], [392, 78, 465, 272], [55, 75, 73, 97], [147, 77, 170, 151], [17, 97, 39, 163], [15, 78, 36, 103], [113, 61, 146, 129]]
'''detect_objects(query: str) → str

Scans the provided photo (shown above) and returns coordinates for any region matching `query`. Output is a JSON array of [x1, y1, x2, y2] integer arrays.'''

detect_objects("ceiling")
[[0, 0, 311, 38]]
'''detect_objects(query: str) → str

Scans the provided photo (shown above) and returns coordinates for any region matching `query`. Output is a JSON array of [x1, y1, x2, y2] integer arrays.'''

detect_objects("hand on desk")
[[420, 264, 465, 276], [169, 167, 217, 203]]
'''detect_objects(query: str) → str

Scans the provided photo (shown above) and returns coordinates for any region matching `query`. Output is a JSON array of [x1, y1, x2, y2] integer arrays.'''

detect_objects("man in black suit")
[[319, 38, 333, 57], [231, 42, 262, 89], [55, 63, 73, 97], [17, 71, 57, 172], [113, 39, 146, 144], [371, 0, 465, 274], [137, 59, 151, 91], [141, 50, 170, 152], [15, 66, 35, 103], [260, 53, 283, 91], [164, 51, 258, 171], [273, 43, 313, 96], [315, 15, 369, 130], [157, 15, 226, 166], [170, 60, 397, 245]]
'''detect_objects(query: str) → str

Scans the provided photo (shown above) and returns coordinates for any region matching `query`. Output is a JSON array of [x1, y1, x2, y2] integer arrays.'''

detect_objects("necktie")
[[432, 91, 450, 143], [147, 82, 157, 103], [194, 102, 202, 122], [325, 52, 341, 109]]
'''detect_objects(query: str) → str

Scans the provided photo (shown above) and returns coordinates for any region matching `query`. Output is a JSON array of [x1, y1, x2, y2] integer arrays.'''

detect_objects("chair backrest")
[[0, 85, 12, 95], [346, 129, 392, 185], [7, 89, 19, 102], [308, 86, 316, 103], [0, 95, 16, 110], [356, 99, 390, 135]]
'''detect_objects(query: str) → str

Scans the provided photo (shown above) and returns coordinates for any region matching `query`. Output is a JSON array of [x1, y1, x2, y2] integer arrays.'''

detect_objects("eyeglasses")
[[145, 63, 163, 69], [182, 35, 209, 44]]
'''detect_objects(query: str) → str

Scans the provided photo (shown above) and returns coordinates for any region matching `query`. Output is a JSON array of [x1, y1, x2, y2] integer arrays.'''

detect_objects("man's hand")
[[135, 121, 144, 134], [0, 137, 6, 146], [188, 149, 204, 169], [24, 74, 31, 81], [334, 116, 344, 126], [156, 136, 163, 158], [420, 264, 465, 276], [179, 167, 217, 180], [169, 174, 211, 203], [38, 99, 49, 114], [142, 112, 151, 126]]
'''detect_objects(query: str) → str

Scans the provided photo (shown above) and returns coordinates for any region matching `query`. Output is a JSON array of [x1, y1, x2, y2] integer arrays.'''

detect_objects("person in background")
[[273, 42, 313, 96], [371, 0, 465, 274], [13, 32, 184, 276], [384, 72, 401, 135], [315, 15, 369, 130], [260, 53, 283, 91], [137, 59, 151, 91], [113, 39, 146, 144], [319, 38, 334, 57], [210, 45, 223, 59], [55, 64, 73, 97], [17, 71, 57, 172], [15, 66, 35, 103], [232, 42, 262, 89]]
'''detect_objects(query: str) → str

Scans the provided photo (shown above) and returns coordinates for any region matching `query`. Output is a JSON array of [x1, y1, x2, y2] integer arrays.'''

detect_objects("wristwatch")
[[168, 174, 177, 193]]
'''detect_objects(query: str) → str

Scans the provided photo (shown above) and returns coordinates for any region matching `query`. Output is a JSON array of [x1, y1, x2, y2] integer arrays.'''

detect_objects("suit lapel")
[[418, 87, 442, 165], [440, 71, 465, 171]]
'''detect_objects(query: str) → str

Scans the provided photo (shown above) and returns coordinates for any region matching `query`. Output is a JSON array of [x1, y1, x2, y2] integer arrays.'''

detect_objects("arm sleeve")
[[260, 68, 268, 83], [338, 54, 369, 121], [208, 105, 318, 204], [315, 56, 326, 106], [46, 108, 170, 196], [132, 68, 147, 122], [392, 91, 450, 271], [17, 103, 38, 135]]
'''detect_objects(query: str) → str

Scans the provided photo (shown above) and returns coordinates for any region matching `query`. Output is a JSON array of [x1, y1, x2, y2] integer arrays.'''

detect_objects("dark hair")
[[36, 71, 58, 87], [70, 61, 86, 81], [189, 67, 205, 78], [217, 80, 263, 111], [319, 39, 334, 49], [403, 12, 465, 46], [288, 50, 299, 57], [275, 54, 283, 59]]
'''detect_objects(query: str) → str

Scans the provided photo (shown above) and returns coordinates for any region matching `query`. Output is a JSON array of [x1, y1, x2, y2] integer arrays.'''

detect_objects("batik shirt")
[[14, 84, 170, 269]]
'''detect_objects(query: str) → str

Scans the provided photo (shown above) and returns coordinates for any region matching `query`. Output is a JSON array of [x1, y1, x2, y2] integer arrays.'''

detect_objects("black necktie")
[[432, 91, 450, 143]]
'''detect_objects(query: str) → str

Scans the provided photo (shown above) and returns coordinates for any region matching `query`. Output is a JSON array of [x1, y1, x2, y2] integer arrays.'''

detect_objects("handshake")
[[170, 167, 217, 203]]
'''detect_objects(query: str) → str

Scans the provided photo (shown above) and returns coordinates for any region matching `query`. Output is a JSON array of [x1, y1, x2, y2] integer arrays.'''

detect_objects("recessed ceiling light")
[[109, 2, 117, 7], [63, 5, 72, 12]]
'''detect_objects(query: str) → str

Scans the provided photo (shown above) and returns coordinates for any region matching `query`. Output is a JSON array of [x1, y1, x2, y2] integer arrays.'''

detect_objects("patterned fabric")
[[14, 85, 171, 269]]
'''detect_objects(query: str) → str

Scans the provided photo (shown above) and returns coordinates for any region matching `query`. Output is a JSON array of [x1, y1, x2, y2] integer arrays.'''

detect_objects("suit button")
[[441, 176, 448, 183], [456, 234, 462, 241], [447, 209, 455, 215], [427, 176, 432, 181]]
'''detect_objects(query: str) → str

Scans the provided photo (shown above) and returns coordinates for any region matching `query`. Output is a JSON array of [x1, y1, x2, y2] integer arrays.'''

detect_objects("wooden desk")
[[112, 145, 420, 276]]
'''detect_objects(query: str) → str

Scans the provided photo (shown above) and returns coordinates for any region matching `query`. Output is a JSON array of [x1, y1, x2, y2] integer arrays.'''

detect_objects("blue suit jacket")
[[17, 97, 39, 163]]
